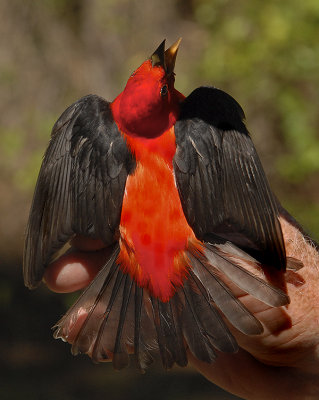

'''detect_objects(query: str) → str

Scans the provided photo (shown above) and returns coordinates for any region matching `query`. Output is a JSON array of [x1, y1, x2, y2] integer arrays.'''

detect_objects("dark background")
[[1, 1, 319, 399]]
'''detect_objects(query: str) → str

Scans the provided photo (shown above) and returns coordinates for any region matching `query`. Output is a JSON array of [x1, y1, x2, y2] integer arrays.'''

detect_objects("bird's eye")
[[160, 85, 168, 97]]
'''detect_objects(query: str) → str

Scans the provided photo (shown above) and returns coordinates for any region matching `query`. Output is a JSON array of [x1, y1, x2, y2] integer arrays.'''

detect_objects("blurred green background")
[[1, 0, 319, 399]]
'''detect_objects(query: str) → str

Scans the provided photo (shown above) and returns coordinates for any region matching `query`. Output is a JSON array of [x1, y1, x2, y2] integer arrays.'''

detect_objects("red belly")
[[118, 129, 194, 301]]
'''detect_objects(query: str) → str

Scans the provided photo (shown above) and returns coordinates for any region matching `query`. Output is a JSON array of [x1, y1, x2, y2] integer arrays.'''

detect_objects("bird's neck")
[[124, 128, 177, 166]]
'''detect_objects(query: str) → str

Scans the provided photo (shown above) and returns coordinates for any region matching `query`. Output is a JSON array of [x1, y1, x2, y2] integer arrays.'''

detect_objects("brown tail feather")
[[203, 242, 290, 307], [188, 251, 264, 335], [53, 240, 290, 370]]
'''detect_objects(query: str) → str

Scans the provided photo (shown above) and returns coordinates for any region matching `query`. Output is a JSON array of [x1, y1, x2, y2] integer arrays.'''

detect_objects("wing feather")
[[23, 95, 135, 288], [174, 86, 286, 270]]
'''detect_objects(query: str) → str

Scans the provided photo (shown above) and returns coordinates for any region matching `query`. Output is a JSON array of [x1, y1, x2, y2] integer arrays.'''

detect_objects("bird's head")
[[112, 39, 183, 138]]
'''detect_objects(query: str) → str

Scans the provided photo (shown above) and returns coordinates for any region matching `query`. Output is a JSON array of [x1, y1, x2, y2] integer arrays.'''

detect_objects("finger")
[[188, 349, 300, 400], [44, 246, 114, 293]]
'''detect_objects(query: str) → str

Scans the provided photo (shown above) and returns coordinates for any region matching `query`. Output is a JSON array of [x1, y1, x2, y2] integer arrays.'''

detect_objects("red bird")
[[24, 40, 294, 370]]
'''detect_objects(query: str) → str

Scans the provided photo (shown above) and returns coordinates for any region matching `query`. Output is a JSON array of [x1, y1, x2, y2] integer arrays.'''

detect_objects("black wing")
[[174, 87, 286, 270], [23, 95, 136, 288]]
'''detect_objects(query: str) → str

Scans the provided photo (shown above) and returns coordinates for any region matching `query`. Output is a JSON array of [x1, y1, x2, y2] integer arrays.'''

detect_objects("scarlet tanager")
[[23, 39, 300, 371]]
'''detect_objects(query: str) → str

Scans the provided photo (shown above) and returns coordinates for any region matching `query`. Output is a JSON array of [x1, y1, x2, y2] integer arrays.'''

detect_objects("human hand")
[[189, 214, 319, 400], [44, 213, 319, 400]]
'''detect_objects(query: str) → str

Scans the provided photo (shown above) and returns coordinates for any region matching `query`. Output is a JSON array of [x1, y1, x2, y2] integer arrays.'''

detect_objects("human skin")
[[44, 211, 319, 400]]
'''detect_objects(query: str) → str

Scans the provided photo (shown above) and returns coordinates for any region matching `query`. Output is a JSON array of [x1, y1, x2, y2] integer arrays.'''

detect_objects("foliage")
[[194, 0, 319, 184]]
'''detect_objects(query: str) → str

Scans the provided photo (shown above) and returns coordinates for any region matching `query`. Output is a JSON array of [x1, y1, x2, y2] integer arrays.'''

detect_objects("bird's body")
[[24, 40, 297, 370], [118, 128, 194, 301], [111, 73, 192, 301]]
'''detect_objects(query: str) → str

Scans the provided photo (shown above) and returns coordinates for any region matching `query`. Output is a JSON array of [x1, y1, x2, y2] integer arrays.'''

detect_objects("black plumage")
[[24, 87, 293, 371], [174, 86, 286, 270], [23, 95, 136, 288]]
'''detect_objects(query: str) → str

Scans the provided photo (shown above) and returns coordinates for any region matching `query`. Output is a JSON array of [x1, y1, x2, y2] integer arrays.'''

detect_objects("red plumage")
[[110, 58, 195, 301], [118, 129, 195, 301]]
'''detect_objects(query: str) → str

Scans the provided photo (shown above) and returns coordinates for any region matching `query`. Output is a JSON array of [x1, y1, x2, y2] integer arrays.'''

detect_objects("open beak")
[[151, 40, 166, 69], [151, 38, 182, 75], [165, 38, 182, 75]]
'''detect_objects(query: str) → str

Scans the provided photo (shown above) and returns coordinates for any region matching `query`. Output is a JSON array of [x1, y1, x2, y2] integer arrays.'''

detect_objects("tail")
[[53, 240, 292, 371]]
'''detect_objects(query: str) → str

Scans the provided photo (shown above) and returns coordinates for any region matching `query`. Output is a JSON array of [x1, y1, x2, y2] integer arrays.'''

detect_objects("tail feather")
[[204, 242, 290, 307], [182, 274, 239, 358], [137, 292, 157, 370], [188, 252, 264, 335], [53, 246, 120, 355], [53, 239, 290, 370], [286, 256, 304, 271], [134, 287, 156, 370], [169, 296, 188, 367], [181, 282, 217, 363], [91, 269, 126, 362], [150, 298, 176, 369], [150, 297, 188, 369], [112, 275, 134, 370], [187, 270, 238, 353]]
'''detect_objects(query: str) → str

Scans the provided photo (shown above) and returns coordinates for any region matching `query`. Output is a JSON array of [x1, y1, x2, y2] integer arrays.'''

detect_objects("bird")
[[23, 39, 296, 371]]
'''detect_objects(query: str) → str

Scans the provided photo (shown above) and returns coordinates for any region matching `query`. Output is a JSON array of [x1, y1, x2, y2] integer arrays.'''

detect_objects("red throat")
[[111, 60, 184, 139]]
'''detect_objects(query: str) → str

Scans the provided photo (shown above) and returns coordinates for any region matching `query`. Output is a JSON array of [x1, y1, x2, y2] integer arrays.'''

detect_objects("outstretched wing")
[[173, 86, 286, 270], [23, 95, 136, 288]]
